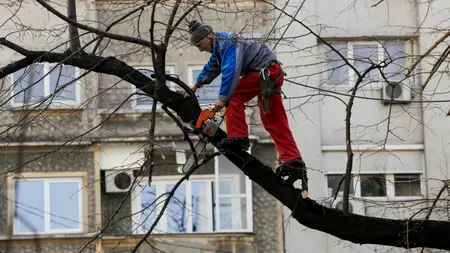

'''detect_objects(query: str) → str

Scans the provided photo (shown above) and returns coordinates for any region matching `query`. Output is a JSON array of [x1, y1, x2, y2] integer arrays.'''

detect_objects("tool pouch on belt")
[[258, 61, 284, 115]]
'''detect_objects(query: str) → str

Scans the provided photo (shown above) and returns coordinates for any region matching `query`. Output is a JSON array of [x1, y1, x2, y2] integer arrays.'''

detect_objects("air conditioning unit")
[[105, 170, 134, 193], [381, 81, 411, 104], [331, 197, 366, 216]]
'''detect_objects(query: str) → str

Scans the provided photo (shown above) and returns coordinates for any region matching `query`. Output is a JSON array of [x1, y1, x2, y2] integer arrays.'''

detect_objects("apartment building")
[[0, 0, 285, 252], [275, 0, 450, 252]]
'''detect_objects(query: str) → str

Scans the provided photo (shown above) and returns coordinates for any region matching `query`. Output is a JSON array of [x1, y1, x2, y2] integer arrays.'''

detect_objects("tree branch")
[[34, 0, 162, 51], [67, 0, 81, 51]]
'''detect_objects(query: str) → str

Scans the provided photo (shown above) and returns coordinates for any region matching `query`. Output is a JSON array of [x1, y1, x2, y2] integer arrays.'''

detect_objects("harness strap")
[[258, 61, 284, 115]]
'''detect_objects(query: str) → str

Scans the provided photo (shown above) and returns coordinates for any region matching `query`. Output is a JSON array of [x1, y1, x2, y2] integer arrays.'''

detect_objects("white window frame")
[[11, 63, 81, 107], [214, 148, 253, 233], [188, 65, 221, 107], [131, 66, 175, 110], [132, 175, 215, 234], [324, 40, 413, 89], [325, 172, 424, 201], [12, 177, 84, 235], [131, 153, 253, 234]]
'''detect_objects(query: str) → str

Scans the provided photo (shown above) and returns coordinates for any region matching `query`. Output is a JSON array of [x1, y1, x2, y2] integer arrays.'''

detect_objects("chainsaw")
[[181, 108, 226, 172]]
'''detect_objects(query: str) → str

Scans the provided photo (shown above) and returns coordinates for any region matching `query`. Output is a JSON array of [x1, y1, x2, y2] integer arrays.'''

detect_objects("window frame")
[[187, 65, 221, 106], [132, 175, 215, 234], [323, 40, 413, 89], [325, 172, 423, 201], [131, 66, 176, 110], [12, 177, 84, 235], [131, 151, 253, 234], [10, 63, 81, 107]]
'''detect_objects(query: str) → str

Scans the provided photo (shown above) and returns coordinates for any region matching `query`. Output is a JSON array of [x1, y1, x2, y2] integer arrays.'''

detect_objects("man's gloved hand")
[[214, 99, 226, 111]]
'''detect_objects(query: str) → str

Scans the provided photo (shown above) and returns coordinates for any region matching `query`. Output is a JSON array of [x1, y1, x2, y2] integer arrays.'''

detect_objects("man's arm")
[[218, 40, 244, 102], [195, 54, 221, 88]]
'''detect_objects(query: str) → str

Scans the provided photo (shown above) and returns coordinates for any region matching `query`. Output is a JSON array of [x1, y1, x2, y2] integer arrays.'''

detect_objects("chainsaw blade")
[[182, 138, 208, 172]]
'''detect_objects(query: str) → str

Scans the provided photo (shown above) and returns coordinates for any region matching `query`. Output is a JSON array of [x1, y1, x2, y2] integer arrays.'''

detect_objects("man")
[[188, 20, 307, 184]]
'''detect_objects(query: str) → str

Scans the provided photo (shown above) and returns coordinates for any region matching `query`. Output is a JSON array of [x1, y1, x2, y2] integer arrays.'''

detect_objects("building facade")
[[276, 0, 450, 252], [0, 0, 285, 252]]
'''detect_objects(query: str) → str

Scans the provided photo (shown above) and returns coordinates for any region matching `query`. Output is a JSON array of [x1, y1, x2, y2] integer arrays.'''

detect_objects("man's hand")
[[214, 99, 226, 111], [191, 86, 198, 92]]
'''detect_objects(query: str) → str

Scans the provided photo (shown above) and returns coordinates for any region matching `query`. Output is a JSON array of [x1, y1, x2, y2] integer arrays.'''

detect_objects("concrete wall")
[[277, 0, 450, 252]]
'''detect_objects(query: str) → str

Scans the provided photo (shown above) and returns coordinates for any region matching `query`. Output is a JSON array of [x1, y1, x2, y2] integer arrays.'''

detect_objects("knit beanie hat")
[[189, 20, 213, 44]]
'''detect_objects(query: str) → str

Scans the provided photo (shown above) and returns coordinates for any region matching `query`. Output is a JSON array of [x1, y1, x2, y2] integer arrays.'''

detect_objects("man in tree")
[[188, 20, 307, 181]]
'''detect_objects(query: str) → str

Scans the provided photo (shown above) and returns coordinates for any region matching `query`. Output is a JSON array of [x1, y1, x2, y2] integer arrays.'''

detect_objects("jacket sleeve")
[[218, 40, 243, 102], [195, 54, 221, 87]]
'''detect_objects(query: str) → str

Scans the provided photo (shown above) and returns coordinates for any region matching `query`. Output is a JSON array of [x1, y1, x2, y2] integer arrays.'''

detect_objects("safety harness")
[[258, 60, 284, 115]]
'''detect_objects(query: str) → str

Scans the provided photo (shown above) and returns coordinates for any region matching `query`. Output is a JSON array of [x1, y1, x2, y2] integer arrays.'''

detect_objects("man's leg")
[[218, 72, 260, 150], [259, 64, 307, 190]]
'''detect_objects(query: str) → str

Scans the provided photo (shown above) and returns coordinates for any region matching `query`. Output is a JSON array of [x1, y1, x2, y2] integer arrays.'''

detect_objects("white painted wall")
[[279, 0, 450, 252]]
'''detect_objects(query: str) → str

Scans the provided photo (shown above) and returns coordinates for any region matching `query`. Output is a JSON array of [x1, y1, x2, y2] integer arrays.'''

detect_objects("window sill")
[[320, 84, 383, 91], [10, 104, 83, 112], [106, 232, 255, 240], [98, 108, 166, 115], [0, 232, 96, 241], [360, 196, 423, 201]]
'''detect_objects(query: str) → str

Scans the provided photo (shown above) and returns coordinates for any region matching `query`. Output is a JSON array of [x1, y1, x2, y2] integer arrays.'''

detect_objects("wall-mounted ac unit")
[[105, 170, 134, 193], [381, 81, 411, 104], [331, 197, 365, 216]]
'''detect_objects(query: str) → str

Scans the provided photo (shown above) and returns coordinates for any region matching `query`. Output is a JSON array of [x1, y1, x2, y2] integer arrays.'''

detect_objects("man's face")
[[194, 37, 213, 53]]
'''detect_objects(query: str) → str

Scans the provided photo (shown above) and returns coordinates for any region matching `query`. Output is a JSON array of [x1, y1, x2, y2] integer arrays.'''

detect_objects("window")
[[394, 174, 421, 197], [325, 41, 408, 86], [326, 173, 422, 199], [132, 66, 175, 109], [326, 174, 354, 197], [132, 155, 252, 234], [11, 63, 80, 105], [360, 174, 387, 197], [13, 178, 83, 234], [188, 65, 221, 106]]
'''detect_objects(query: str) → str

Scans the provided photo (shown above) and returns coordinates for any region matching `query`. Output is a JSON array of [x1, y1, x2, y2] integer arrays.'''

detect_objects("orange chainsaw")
[[182, 108, 226, 172]]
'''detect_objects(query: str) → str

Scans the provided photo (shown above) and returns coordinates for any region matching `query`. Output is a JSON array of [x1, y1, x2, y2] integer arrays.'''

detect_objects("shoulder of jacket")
[[215, 31, 238, 51]]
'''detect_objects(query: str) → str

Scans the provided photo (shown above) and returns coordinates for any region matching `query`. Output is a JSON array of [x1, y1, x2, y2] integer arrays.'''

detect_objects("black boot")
[[276, 158, 308, 191], [217, 137, 250, 151]]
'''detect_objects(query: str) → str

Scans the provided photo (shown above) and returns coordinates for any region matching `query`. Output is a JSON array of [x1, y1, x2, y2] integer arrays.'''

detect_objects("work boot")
[[276, 158, 308, 191], [217, 137, 250, 151]]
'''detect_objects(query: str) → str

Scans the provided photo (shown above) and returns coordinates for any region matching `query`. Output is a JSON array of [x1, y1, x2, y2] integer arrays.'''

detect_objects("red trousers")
[[225, 63, 301, 162]]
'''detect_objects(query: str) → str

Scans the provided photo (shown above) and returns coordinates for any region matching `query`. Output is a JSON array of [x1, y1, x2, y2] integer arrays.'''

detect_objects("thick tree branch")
[[34, 0, 163, 52]]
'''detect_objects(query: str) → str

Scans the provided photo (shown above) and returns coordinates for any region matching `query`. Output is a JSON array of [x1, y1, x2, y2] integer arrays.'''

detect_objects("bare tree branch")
[[34, 0, 163, 51]]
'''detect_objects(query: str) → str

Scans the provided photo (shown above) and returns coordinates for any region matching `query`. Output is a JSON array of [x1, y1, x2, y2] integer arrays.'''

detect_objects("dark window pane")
[[394, 174, 421, 197], [12, 64, 45, 104], [326, 174, 354, 197], [326, 43, 349, 85], [49, 65, 77, 102], [361, 174, 386, 197]]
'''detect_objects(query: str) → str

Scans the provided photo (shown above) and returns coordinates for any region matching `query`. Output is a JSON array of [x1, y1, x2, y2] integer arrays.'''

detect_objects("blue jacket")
[[195, 31, 277, 102]]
